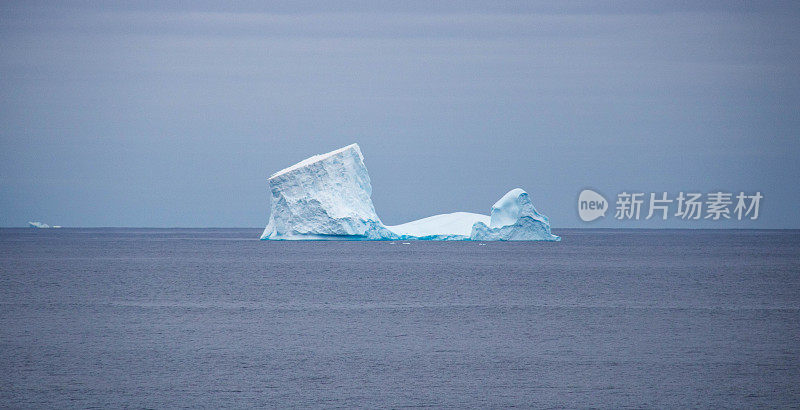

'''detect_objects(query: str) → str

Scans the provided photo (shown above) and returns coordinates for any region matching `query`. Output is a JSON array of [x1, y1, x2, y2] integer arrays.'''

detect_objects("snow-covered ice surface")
[[387, 212, 490, 241], [261, 143, 559, 241]]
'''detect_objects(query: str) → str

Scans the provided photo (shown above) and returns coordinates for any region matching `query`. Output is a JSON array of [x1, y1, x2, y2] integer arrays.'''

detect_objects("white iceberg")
[[28, 221, 50, 228], [471, 188, 560, 241], [261, 144, 396, 240], [261, 143, 559, 241]]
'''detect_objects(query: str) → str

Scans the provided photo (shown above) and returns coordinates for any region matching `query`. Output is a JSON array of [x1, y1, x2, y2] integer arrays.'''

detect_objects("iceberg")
[[261, 144, 396, 240], [471, 188, 560, 241], [261, 143, 559, 241], [28, 221, 50, 228]]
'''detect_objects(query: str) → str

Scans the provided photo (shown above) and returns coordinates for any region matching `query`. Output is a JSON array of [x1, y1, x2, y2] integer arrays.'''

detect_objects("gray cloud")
[[1, 1, 798, 227]]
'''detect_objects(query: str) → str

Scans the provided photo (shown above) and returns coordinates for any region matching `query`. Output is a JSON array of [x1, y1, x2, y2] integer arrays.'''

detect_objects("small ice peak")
[[490, 188, 532, 228]]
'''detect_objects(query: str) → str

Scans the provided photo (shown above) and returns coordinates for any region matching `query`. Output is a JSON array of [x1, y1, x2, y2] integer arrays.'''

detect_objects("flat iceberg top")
[[387, 212, 490, 238], [270, 143, 363, 179]]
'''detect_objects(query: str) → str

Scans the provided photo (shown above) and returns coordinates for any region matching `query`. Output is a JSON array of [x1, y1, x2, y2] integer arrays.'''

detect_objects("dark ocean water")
[[1, 228, 798, 408]]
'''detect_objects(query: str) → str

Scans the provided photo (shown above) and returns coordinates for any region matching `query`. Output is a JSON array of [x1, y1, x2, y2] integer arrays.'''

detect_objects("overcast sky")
[[1, 1, 798, 228]]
